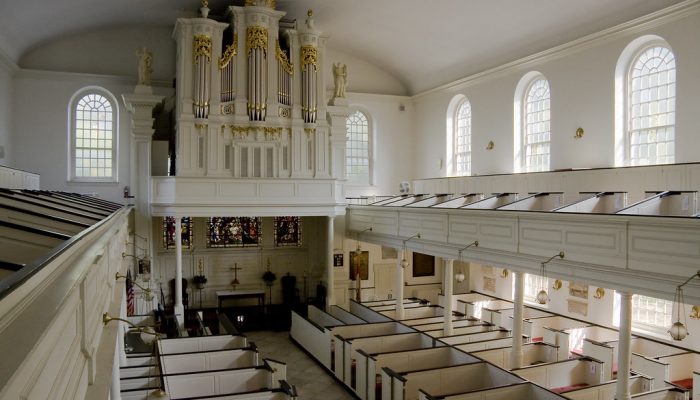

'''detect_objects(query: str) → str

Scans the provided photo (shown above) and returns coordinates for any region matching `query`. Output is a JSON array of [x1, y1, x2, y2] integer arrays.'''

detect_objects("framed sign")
[[333, 253, 343, 267], [412, 252, 435, 277]]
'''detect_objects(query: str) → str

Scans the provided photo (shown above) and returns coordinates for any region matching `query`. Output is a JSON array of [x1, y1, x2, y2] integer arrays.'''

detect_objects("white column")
[[511, 271, 525, 369], [326, 216, 335, 309], [444, 259, 454, 336], [615, 291, 633, 400], [396, 249, 405, 320], [174, 217, 184, 326]]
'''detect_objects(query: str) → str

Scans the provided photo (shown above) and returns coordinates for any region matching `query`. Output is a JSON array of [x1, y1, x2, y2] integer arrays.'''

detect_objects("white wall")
[[345, 92, 416, 197], [19, 26, 176, 84], [12, 69, 173, 203], [0, 49, 15, 166], [412, 10, 700, 179], [325, 49, 408, 96]]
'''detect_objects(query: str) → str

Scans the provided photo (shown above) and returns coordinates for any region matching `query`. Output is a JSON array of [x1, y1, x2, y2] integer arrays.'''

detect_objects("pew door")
[[374, 263, 396, 300]]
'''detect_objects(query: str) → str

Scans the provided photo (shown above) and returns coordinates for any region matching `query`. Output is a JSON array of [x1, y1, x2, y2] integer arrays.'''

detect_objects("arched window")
[[627, 45, 676, 166], [69, 88, 117, 181], [345, 110, 371, 185], [523, 77, 551, 172], [454, 99, 472, 176]]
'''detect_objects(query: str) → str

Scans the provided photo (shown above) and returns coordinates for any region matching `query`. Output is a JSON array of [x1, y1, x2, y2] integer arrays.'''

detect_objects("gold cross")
[[230, 263, 242, 288]]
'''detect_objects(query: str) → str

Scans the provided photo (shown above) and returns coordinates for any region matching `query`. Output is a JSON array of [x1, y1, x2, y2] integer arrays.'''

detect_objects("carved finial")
[[200, 0, 210, 18], [307, 9, 313, 17], [201, 0, 208, 7]]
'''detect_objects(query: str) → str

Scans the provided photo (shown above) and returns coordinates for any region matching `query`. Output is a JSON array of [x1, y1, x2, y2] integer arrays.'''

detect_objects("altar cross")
[[230, 263, 242, 289]]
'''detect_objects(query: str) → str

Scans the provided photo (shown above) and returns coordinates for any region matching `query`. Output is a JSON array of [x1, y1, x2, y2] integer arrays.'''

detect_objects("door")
[[374, 263, 396, 300]]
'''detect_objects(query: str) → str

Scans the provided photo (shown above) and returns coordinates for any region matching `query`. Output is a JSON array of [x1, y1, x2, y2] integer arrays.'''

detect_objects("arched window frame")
[[452, 97, 472, 176], [614, 36, 675, 167], [67, 87, 119, 182], [514, 72, 551, 173], [345, 108, 372, 186]]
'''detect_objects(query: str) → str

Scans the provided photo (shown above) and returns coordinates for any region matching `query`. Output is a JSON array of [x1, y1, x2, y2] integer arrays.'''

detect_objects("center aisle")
[[245, 330, 354, 399]]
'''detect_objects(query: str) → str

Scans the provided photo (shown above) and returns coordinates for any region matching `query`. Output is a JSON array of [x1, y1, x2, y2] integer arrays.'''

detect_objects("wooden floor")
[[245, 330, 355, 400]]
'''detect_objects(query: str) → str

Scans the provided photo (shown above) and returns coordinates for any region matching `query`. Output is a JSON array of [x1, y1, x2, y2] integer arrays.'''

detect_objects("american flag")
[[126, 270, 135, 316]]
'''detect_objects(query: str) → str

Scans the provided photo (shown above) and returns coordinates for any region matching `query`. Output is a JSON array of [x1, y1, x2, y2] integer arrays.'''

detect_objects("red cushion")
[[550, 383, 589, 393], [672, 378, 693, 389]]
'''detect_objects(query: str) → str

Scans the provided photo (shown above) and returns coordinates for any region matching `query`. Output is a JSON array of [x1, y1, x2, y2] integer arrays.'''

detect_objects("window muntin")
[[73, 92, 116, 180], [454, 99, 472, 176], [524, 78, 550, 172], [631, 294, 673, 330], [628, 46, 676, 166], [345, 110, 370, 184]]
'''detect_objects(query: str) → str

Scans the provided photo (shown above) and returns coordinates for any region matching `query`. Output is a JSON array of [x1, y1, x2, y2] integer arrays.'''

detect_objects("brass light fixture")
[[401, 233, 421, 269], [456, 240, 479, 283], [593, 287, 605, 299], [552, 279, 563, 290], [536, 251, 565, 304], [115, 272, 154, 301], [574, 127, 584, 139], [669, 270, 700, 341]]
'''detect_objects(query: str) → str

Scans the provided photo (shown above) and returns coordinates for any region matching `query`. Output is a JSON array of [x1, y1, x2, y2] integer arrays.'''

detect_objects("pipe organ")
[[173, 0, 345, 181]]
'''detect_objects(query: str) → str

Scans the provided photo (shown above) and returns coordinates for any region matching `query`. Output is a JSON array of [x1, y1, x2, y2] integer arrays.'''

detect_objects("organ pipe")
[[219, 33, 237, 103], [276, 41, 293, 106], [193, 35, 212, 119], [301, 45, 318, 123], [247, 26, 268, 121]]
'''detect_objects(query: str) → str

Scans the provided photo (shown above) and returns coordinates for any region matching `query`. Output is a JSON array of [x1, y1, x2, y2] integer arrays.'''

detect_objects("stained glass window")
[[163, 217, 193, 249], [206, 217, 261, 248], [274, 216, 302, 246]]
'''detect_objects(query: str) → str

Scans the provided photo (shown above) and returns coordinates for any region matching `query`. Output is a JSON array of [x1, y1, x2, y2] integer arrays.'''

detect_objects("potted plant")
[[192, 274, 207, 289]]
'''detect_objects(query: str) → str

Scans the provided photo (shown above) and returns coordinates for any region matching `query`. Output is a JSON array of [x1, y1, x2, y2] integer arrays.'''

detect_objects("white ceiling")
[[0, 0, 689, 94]]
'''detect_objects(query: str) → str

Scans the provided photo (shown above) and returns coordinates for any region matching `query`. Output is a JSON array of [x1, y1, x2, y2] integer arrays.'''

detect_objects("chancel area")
[[1, 0, 700, 399]]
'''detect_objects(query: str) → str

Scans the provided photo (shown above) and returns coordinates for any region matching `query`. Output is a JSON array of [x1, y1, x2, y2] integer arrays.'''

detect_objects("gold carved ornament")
[[245, 0, 276, 8], [193, 35, 212, 63], [301, 45, 318, 71], [247, 26, 268, 56], [218, 33, 238, 70], [276, 41, 293, 74]]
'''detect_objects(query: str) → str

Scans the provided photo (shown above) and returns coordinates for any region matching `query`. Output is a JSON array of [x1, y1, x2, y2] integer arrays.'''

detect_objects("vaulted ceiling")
[[0, 0, 690, 94]]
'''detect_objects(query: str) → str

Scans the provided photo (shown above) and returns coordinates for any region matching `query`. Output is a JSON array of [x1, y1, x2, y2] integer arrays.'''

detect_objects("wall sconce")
[[115, 272, 154, 301], [593, 287, 605, 299], [536, 251, 565, 304], [552, 279, 563, 290], [456, 240, 479, 283], [669, 270, 700, 341], [486, 141, 494, 150], [691, 305, 700, 320], [356, 227, 373, 253], [574, 127, 584, 139], [500, 269, 509, 279], [401, 233, 421, 269]]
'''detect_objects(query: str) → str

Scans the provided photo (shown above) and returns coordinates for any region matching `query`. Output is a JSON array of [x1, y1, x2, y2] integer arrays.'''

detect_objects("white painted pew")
[[332, 321, 416, 340], [308, 304, 345, 327], [511, 357, 605, 395], [463, 299, 511, 320], [417, 382, 569, 400], [582, 339, 616, 381], [356, 346, 478, 400], [470, 342, 559, 370], [529, 316, 589, 343], [564, 326, 619, 357], [657, 352, 700, 393], [372, 302, 426, 312], [336, 332, 438, 388], [381, 305, 443, 320], [290, 311, 333, 368], [120, 376, 159, 391], [629, 387, 689, 399], [409, 318, 480, 332], [438, 329, 511, 346], [382, 362, 523, 400], [454, 336, 522, 353], [351, 300, 395, 323], [158, 334, 247, 354], [160, 348, 259, 374], [447, 293, 496, 315], [498, 306, 553, 331], [563, 374, 653, 400], [363, 299, 423, 308], [423, 324, 495, 338], [330, 305, 367, 324]]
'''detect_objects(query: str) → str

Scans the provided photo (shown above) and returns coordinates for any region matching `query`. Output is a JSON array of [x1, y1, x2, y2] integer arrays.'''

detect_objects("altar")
[[216, 289, 266, 309]]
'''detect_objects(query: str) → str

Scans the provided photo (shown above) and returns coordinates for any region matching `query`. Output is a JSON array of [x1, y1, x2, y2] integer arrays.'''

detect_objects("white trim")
[[67, 86, 120, 183], [16, 68, 171, 87], [413, 0, 700, 99]]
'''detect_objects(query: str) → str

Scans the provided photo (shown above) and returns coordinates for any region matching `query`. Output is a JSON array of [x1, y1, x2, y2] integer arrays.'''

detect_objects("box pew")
[[337, 332, 438, 389], [332, 321, 416, 340], [402, 316, 468, 327], [439, 292, 495, 311], [423, 323, 495, 338], [463, 300, 512, 320], [381, 305, 444, 320], [364, 298, 423, 308], [382, 362, 523, 400], [563, 374, 653, 400], [356, 346, 478, 400], [616, 191, 697, 216], [290, 311, 333, 368], [351, 300, 395, 323], [470, 342, 559, 370], [417, 382, 569, 400], [438, 329, 511, 346], [454, 336, 524, 353], [582, 339, 616, 381], [373, 302, 426, 312], [330, 305, 367, 324], [529, 316, 589, 343], [308, 304, 345, 327], [498, 307, 553, 331], [628, 338, 688, 358], [158, 334, 247, 355], [629, 387, 689, 399], [160, 348, 259, 374], [410, 318, 483, 332], [565, 326, 619, 356], [553, 192, 628, 214], [511, 357, 605, 394], [657, 352, 700, 392]]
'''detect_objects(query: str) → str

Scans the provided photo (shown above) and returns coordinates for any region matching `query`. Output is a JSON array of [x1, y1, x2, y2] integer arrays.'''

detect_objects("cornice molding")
[[15, 68, 172, 88], [413, 0, 700, 99]]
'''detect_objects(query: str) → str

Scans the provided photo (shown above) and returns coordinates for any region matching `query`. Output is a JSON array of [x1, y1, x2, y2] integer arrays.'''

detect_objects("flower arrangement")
[[193, 275, 207, 285], [262, 270, 277, 284]]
